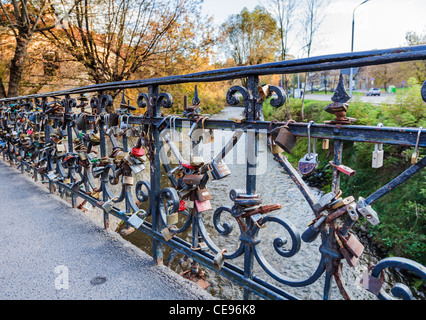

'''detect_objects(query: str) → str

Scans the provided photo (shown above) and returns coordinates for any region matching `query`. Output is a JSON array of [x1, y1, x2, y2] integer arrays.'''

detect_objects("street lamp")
[[349, 0, 371, 97]]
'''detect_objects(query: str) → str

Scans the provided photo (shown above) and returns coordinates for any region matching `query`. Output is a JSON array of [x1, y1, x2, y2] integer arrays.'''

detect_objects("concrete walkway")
[[0, 161, 214, 300]]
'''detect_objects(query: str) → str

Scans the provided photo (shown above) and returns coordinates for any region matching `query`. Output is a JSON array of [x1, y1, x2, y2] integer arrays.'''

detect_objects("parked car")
[[367, 88, 381, 96]]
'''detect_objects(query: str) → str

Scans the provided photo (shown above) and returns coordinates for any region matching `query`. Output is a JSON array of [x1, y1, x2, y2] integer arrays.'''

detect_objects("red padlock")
[[131, 147, 145, 157], [329, 161, 356, 177], [178, 200, 187, 212], [181, 161, 195, 170]]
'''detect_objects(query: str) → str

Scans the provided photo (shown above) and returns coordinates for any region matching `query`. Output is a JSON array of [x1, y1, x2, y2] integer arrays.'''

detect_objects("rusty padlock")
[[182, 174, 203, 186], [195, 199, 212, 213], [272, 120, 297, 154], [360, 265, 384, 296], [329, 161, 356, 177], [336, 229, 364, 267], [196, 187, 212, 202], [213, 249, 227, 271], [161, 225, 178, 241]]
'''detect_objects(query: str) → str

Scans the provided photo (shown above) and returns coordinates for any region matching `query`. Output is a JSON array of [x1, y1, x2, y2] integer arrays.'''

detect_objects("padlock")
[[127, 210, 146, 229], [182, 174, 203, 186], [78, 152, 87, 161], [372, 143, 384, 168], [56, 143, 66, 153], [166, 212, 179, 225], [131, 146, 145, 157], [360, 266, 384, 296], [299, 152, 319, 176], [75, 114, 87, 130], [322, 139, 330, 150], [411, 126, 423, 165], [90, 132, 100, 145], [102, 197, 118, 213], [346, 203, 359, 221], [122, 176, 134, 186], [201, 117, 213, 144], [190, 156, 204, 167], [298, 121, 318, 175], [195, 199, 212, 213], [313, 190, 341, 212], [130, 163, 145, 175], [46, 171, 57, 181], [270, 140, 284, 155], [161, 226, 178, 241], [92, 166, 105, 178], [336, 230, 364, 267], [301, 214, 327, 243], [196, 187, 212, 202], [329, 161, 356, 177], [250, 213, 266, 229], [213, 249, 227, 271], [273, 126, 297, 154], [209, 160, 231, 180], [356, 197, 380, 226], [329, 196, 355, 210]]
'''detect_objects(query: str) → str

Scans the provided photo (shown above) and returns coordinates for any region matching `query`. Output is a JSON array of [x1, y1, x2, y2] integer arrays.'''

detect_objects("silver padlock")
[[313, 191, 339, 212], [213, 249, 227, 271], [250, 213, 266, 228], [130, 163, 145, 175], [372, 143, 384, 168], [298, 121, 318, 175], [372, 125, 384, 168], [346, 203, 359, 221], [356, 197, 380, 225], [46, 171, 57, 181], [102, 197, 118, 213]]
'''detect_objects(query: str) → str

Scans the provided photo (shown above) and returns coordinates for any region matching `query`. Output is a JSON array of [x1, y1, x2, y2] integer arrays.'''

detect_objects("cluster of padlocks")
[[0, 78, 424, 300]]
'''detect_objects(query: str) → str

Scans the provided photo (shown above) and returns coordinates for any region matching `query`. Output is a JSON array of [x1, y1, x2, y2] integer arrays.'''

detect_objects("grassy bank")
[[263, 83, 425, 265]]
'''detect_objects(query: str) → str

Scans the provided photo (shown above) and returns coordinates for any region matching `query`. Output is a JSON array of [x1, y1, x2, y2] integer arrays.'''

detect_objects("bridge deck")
[[0, 161, 214, 300]]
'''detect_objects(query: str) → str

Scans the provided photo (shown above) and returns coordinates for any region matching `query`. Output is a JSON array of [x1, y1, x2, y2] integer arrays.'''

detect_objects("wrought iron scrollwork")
[[1, 46, 426, 300]]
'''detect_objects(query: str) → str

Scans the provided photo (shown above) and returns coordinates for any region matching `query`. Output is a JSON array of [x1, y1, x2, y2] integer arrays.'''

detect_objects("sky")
[[201, 0, 426, 59]]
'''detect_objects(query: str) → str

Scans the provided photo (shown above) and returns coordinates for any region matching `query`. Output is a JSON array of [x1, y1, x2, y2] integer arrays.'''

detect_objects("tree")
[[299, 0, 329, 120], [42, 0, 209, 89], [405, 31, 426, 84], [222, 6, 279, 67], [0, 0, 77, 98], [266, 0, 296, 119]]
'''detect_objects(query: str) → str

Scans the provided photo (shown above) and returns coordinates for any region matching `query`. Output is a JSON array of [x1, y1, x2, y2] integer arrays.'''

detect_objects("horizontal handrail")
[[1, 45, 426, 102]]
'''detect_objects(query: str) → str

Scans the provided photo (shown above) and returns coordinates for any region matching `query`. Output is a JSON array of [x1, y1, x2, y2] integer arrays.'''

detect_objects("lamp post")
[[349, 0, 371, 97]]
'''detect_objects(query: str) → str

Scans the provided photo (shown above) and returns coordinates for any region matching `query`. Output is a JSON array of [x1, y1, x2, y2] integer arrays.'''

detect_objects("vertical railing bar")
[[243, 75, 260, 299], [148, 84, 163, 265]]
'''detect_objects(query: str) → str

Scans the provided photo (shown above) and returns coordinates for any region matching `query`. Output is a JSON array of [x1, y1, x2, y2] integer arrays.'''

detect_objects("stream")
[[113, 106, 405, 300]]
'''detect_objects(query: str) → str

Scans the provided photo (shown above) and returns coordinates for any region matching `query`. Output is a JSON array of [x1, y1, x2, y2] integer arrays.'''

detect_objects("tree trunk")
[[0, 76, 6, 99], [7, 35, 30, 98]]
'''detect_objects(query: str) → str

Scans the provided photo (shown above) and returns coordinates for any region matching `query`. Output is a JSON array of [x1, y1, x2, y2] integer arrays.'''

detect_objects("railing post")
[[148, 84, 163, 265], [243, 75, 261, 299]]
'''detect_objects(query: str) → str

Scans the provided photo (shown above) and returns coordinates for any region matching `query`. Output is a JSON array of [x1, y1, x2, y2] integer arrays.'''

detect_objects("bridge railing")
[[0, 45, 425, 300]]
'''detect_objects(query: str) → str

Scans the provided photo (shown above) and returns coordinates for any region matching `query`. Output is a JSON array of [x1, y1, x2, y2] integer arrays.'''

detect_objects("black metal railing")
[[0, 45, 425, 300]]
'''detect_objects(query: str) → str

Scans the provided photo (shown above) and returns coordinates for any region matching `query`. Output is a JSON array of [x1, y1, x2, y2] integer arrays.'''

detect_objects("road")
[[304, 93, 396, 105], [0, 161, 214, 300]]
